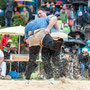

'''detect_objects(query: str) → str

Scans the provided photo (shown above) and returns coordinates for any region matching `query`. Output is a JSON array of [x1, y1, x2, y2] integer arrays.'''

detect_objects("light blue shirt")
[[25, 17, 58, 39]]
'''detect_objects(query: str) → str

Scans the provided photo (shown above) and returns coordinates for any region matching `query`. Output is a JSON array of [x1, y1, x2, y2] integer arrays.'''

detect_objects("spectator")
[[13, 7, 19, 15], [60, 7, 68, 23], [69, 6, 76, 31], [63, 23, 70, 34], [83, 6, 87, 18], [3, 44, 11, 59], [84, 7, 90, 25], [71, 46, 77, 55], [76, 12, 85, 29], [50, 4, 56, 14], [7, 39, 12, 45], [83, 40, 90, 52], [75, 25, 82, 31], [29, 7, 35, 21], [55, 11, 62, 30], [66, 0, 72, 4], [45, 3, 51, 16], [79, 48, 90, 79], [0, 49, 6, 79], [3, 44, 18, 74], [75, 44, 81, 55], [5, 3, 13, 27], [10, 44, 17, 54], [60, 4, 70, 17], [75, 33, 82, 40], [21, 7, 29, 23], [1, 34, 10, 51], [41, 1, 46, 9], [76, 5, 83, 17]]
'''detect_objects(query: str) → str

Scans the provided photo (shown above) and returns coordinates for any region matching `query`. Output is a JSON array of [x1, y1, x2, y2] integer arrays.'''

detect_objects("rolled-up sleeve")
[[25, 27, 29, 40]]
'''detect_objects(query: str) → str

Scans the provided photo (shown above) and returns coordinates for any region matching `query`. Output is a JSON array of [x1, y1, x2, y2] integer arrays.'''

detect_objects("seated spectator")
[[75, 33, 82, 40], [10, 44, 17, 54], [3, 44, 18, 74], [76, 12, 85, 29], [83, 40, 90, 52], [75, 25, 82, 31], [3, 44, 11, 59], [7, 39, 12, 46], [21, 44, 29, 54], [71, 46, 77, 55], [0, 49, 6, 79], [75, 44, 81, 55], [79, 48, 90, 79], [63, 23, 70, 34]]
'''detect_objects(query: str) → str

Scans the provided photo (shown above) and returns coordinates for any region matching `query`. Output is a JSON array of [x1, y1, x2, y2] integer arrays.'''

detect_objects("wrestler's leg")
[[25, 46, 40, 80], [52, 51, 61, 77], [41, 47, 53, 79]]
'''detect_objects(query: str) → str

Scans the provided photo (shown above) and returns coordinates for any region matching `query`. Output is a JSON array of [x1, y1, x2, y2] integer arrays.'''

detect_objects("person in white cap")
[[79, 48, 90, 79]]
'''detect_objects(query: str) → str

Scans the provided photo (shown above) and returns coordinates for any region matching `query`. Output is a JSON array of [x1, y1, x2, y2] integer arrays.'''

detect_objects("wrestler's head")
[[37, 8, 47, 18]]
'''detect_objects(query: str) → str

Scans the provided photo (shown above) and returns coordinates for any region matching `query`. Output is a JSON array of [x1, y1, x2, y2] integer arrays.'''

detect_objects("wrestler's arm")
[[45, 16, 59, 34]]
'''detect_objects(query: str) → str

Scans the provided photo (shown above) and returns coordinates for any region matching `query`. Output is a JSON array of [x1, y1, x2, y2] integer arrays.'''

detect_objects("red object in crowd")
[[15, 11, 19, 14], [1, 35, 10, 50], [56, 1, 63, 4]]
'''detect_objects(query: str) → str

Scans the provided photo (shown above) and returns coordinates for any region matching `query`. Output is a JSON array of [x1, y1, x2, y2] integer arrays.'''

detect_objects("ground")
[[0, 78, 90, 90]]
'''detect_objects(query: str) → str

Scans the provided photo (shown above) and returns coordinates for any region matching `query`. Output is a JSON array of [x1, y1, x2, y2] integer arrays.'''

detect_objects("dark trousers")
[[25, 46, 40, 80], [25, 46, 61, 80], [25, 35, 62, 80], [42, 47, 60, 78]]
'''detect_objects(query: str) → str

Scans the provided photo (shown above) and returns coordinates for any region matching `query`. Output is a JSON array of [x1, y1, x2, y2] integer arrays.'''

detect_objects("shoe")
[[49, 78, 54, 84], [25, 80, 30, 84]]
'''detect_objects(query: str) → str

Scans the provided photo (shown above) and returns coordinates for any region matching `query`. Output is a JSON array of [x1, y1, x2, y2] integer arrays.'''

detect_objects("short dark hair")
[[37, 7, 46, 12]]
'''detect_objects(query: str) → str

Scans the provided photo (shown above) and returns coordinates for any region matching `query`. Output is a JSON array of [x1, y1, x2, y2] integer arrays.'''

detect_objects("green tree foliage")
[[0, 0, 7, 27], [0, 0, 7, 10]]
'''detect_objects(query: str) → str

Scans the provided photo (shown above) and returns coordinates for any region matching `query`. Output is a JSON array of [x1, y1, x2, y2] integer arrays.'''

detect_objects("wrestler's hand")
[[45, 28, 50, 34], [28, 31, 32, 36]]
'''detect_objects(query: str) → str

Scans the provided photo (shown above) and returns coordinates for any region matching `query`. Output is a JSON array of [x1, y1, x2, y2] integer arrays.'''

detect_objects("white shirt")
[[0, 50, 4, 57]]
